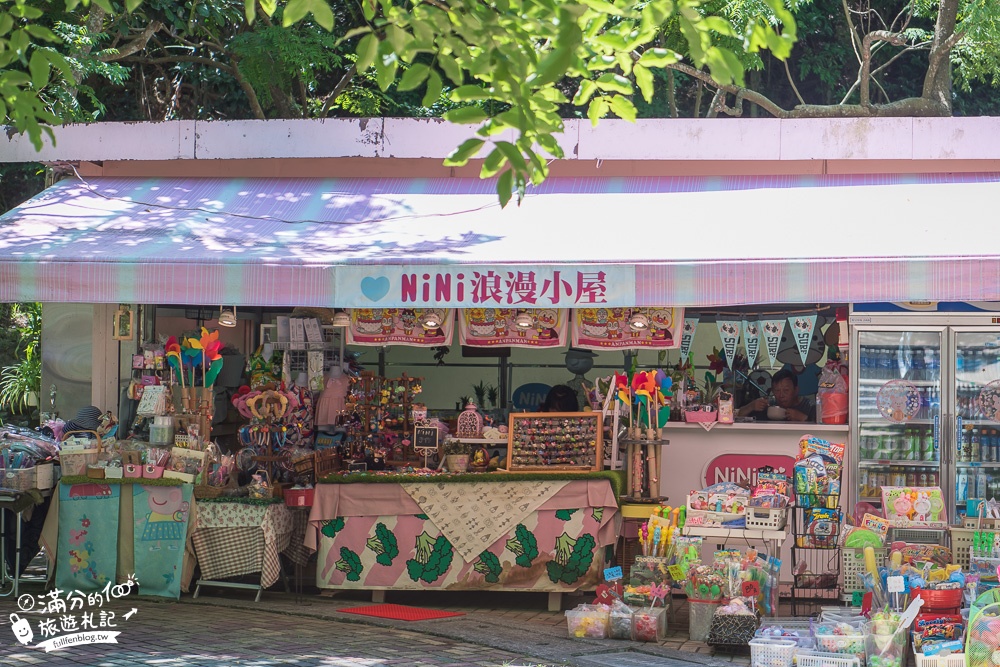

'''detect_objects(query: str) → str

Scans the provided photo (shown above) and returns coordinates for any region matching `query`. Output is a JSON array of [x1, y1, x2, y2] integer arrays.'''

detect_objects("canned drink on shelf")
[[919, 472, 928, 486]]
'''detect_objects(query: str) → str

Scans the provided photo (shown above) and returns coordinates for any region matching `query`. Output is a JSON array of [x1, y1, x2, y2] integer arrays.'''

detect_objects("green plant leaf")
[[355, 34, 379, 72], [609, 95, 637, 122], [422, 70, 443, 107], [595, 73, 631, 94], [479, 147, 507, 179], [493, 141, 528, 173], [374, 42, 399, 90], [572, 79, 598, 106], [634, 64, 654, 103], [28, 50, 48, 89], [587, 97, 608, 126], [443, 106, 488, 124], [443, 138, 485, 166], [451, 84, 490, 101], [637, 48, 678, 68], [398, 63, 429, 91], [438, 54, 463, 86], [497, 169, 513, 208]]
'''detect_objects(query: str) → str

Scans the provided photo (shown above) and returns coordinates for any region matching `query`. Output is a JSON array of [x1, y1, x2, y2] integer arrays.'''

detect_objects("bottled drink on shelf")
[[921, 426, 935, 461], [973, 427, 982, 462], [977, 472, 989, 500], [911, 347, 924, 381]]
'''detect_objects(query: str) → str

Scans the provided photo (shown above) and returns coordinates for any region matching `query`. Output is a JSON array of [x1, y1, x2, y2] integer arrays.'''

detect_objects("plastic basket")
[[864, 624, 907, 667], [2, 468, 35, 491], [685, 409, 718, 423], [815, 629, 867, 663], [950, 527, 974, 569], [795, 650, 861, 667], [913, 652, 966, 667], [911, 588, 963, 613], [565, 605, 609, 639], [842, 547, 887, 596], [746, 507, 787, 530], [59, 430, 103, 476], [750, 638, 797, 667]]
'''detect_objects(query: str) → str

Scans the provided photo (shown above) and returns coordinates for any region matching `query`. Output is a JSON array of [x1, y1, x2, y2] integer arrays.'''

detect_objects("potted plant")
[[442, 439, 471, 473], [0, 303, 41, 414]]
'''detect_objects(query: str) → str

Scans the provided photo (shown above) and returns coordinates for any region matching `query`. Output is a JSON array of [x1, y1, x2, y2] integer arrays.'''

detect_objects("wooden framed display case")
[[506, 412, 602, 472]]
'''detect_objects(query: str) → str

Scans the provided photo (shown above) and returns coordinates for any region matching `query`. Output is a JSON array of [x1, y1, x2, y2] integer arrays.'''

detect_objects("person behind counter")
[[737, 369, 816, 422], [540, 384, 580, 412]]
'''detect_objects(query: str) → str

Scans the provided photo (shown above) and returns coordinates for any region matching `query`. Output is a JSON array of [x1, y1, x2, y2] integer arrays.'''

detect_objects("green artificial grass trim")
[[319, 470, 625, 502], [60, 476, 185, 487], [197, 496, 282, 506]]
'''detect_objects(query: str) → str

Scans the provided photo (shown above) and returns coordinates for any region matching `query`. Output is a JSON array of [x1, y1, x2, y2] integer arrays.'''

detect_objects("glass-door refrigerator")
[[951, 330, 1000, 515], [851, 327, 945, 514]]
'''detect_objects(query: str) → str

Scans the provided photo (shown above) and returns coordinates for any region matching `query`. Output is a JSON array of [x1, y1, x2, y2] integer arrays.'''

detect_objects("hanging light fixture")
[[514, 311, 535, 329], [628, 312, 649, 332], [421, 310, 443, 330], [332, 310, 351, 327], [218, 306, 238, 328]]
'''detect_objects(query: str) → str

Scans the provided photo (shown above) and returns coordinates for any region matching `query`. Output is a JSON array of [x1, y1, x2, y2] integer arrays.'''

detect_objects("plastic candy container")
[[814, 622, 867, 663], [608, 601, 634, 640], [565, 604, 610, 639], [632, 608, 666, 642]]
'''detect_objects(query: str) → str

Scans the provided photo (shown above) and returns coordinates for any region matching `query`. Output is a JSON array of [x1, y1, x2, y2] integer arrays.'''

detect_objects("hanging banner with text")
[[761, 319, 785, 368], [458, 308, 567, 348], [347, 308, 454, 347], [743, 320, 761, 369], [339, 265, 635, 308], [679, 316, 699, 360], [572, 307, 682, 350], [716, 319, 742, 368], [787, 313, 818, 367]]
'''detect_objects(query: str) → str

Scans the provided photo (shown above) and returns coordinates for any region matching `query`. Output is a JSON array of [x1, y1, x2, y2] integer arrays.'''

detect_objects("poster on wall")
[[347, 308, 454, 347], [571, 307, 683, 350], [56, 483, 121, 593], [458, 308, 567, 348], [132, 484, 192, 599]]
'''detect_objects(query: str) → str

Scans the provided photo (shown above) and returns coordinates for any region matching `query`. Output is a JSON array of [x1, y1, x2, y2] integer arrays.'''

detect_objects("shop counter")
[[190, 498, 295, 602], [306, 473, 622, 609]]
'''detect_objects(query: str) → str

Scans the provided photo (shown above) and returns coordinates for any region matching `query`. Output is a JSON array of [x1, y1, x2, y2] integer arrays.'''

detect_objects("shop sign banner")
[[716, 319, 742, 368], [346, 308, 454, 347], [459, 308, 567, 348], [761, 319, 785, 368], [703, 453, 796, 488], [788, 313, 818, 367], [339, 265, 635, 307], [571, 307, 682, 350], [56, 483, 121, 593], [132, 484, 192, 599], [679, 316, 699, 360], [742, 320, 761, 369]]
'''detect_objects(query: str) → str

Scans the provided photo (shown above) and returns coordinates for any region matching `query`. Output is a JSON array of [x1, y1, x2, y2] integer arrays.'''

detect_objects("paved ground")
[[0, 579, 753, 667]]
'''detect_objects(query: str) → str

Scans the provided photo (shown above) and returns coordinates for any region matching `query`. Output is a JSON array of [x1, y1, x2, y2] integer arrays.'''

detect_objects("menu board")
[[506, 412, 602, 472]]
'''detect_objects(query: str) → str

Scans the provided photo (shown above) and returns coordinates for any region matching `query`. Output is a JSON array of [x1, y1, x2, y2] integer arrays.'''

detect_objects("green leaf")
[[355, 34, 379, 72], [443, 138, 485, 166], [125, 0, 142, 11], [534, 46, 574, 86], [634, 64, 654, 103], [595, 73, 631, 94], [577, 0, 626, 16], [450, 85, 491, 101], [702, 16, 735, 37], [637, 48, 678, 68], [28, 51, 48, 90], [245, 0, 256, 24], [443, 106, 488, 125], [497, 169, 513, 209], [362, 0, 375, 21], [421, 70, 442, 107], [609, 95, 637, 122], [587, 98, 609, 126], [572, 80, 598, 106], [398, 63, 429, 92], [282, 0, 310, 26], [260, 0, 278, 15], [387, 25, 413, 56], [311, 0, 335, 31], [23, 25, 57, 42], [479, 147, 507, 179], [494, 141, 528, 173], [438, 54, 462, 86], [374, 41, 399, 90]]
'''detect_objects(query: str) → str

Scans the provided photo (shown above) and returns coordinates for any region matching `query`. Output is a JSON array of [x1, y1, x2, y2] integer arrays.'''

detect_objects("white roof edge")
[[2, 116, 1000, 163]]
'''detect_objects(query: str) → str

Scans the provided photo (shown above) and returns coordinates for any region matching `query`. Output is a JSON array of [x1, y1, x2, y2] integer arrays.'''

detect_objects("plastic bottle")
[[973, 426, 982, 462], [912, 348, 925, 381], [882, 347, 895, 380]]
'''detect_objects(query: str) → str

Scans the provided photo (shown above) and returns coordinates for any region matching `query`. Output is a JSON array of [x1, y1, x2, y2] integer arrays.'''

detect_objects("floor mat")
[[337, 603, 465, 622]]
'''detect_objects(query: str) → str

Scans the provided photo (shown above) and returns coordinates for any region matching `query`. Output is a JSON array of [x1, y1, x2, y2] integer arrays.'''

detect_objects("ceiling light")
[[514, 311, 535, 328], [421, 311, 442, 329], [218, 306, 237, 328], [628, 313, 649, 332], [332, 310, 351, 327]]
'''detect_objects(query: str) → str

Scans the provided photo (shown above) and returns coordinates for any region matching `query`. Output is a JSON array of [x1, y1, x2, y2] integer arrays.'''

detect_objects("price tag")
[[603, 566, 623, 582], [649, 583, 669, 602], [668, 564, 687, 580], [741, 581, 761, 597], [887, 575, 905, 593]]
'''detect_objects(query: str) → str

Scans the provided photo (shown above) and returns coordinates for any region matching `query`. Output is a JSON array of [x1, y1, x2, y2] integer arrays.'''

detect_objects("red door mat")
[[338, 604, 465, 622]]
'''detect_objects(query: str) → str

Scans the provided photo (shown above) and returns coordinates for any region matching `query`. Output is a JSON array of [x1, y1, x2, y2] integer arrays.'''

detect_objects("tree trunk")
[[922, 0, 961, 113]]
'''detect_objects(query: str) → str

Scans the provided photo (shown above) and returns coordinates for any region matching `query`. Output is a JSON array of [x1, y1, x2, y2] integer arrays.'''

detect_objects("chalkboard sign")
[[413, 426, 439, 453]]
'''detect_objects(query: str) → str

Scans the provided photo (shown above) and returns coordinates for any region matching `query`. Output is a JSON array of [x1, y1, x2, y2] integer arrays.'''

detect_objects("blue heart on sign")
[[360, 276, 390, 302]]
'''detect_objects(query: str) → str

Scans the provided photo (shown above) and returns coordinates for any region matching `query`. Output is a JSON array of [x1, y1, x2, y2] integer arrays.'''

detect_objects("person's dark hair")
[[772, 369, 798, 387], [540, 385, 579, 412]]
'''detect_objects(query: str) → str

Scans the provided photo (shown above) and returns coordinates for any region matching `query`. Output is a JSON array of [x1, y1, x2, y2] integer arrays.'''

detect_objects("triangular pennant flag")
[[679, 316, 699, 360], [716, 319, 741, 369], [743, 320, 761, 369], [787, 313, 818, 366], [761, 319, 785, 368]]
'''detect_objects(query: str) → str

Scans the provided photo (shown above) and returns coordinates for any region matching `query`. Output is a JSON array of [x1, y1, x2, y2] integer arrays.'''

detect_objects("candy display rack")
[[791, 495, 843, 616]]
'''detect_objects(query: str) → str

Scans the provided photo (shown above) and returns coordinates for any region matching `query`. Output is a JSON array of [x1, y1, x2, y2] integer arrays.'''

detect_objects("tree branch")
[[97, 21, 164, 62], [840, 42, 931, 104], [124, 55, 235, 72], [321, 63, 357, 116], [665, 61, 791, 118], [784, 59, 805, 106], [923, 0, 962, 109], [841, 0, 862, 65], [860, 31, 906, 107]]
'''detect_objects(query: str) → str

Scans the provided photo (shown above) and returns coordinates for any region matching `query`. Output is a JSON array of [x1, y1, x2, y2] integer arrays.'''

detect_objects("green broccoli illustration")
[[405, 531, 454, 584], [365, 523, 400, 566], [321, 516, 346, 539], [546, 532, 597, 585], [335, 547, 364, 582], [591, 507, 604, 523], [555, 509, 578, 521], [415, 513, 429, 520], [505, 524, 539, 568], [474, 550, 503, 583]]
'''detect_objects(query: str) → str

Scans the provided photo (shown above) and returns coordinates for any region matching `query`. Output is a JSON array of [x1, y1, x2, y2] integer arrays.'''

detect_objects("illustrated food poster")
[[459, 308, 568, 348]]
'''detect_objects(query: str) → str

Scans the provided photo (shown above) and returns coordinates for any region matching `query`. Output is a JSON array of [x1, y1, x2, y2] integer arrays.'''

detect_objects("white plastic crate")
[[913, 651, 965, 667], [746, 507, 788, 530], [795, 650, 861, 667], [841, 548, 886, 596], [750, 638, 797, 667], [949, 527, 973, 569]]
